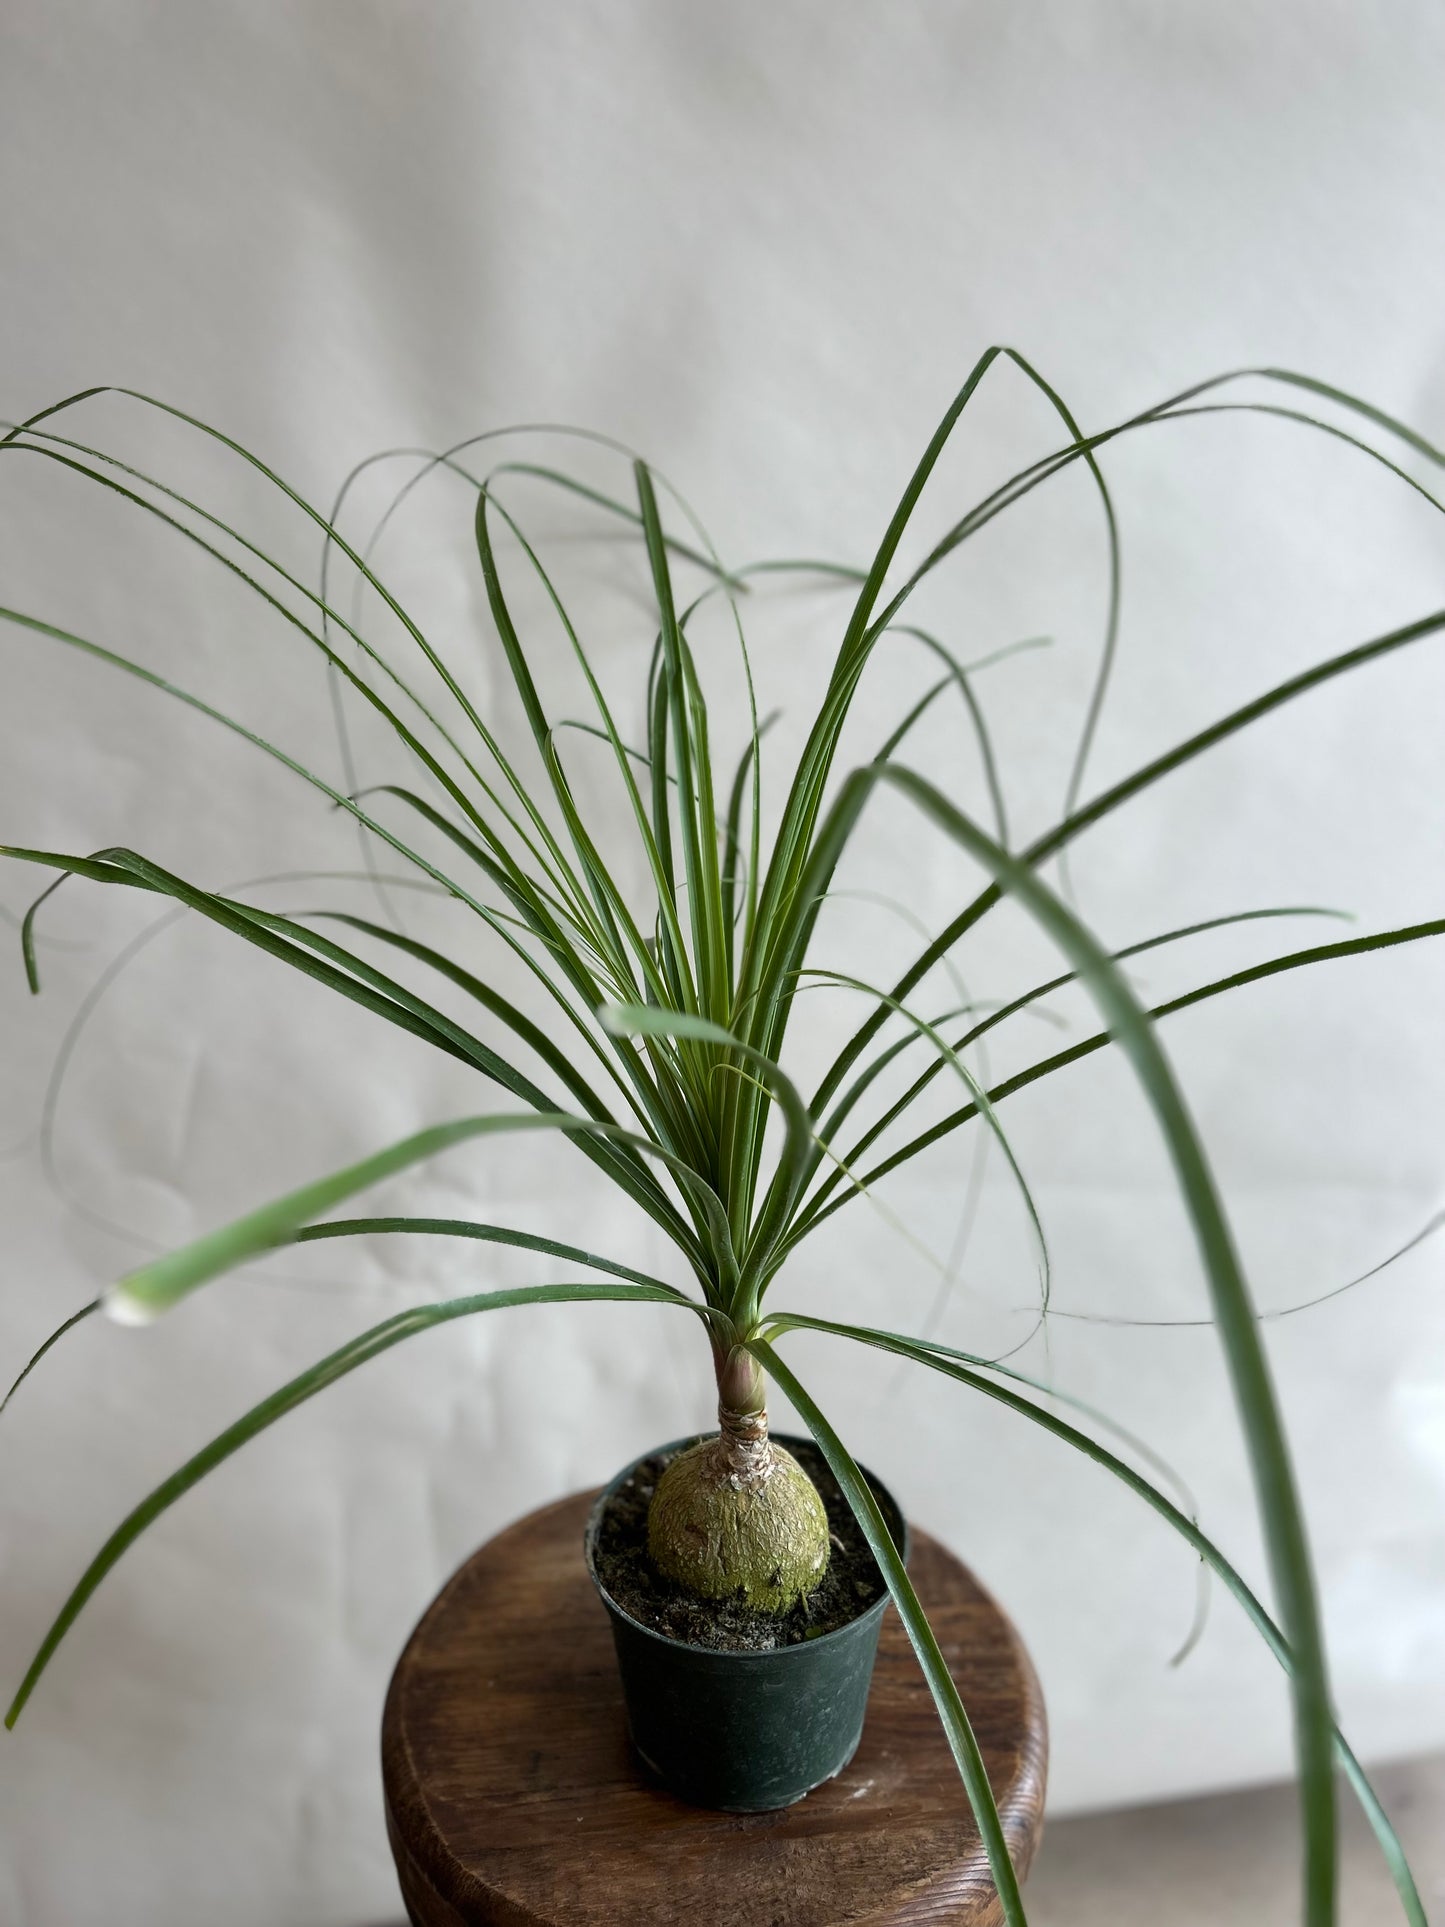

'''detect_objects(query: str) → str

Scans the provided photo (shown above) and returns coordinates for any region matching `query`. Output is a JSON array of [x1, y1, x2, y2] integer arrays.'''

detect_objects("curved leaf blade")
[[750, 1337, 1030, 1927], [6, 1281, 697, 1727], [0, 1301, 101, 1419], [788, 764, 1339, 1923], [824, 916, 1445, 1219], [292, 1215, 683, 1296], [105, 1108, 727, 1325], [762, 1311, 1425, 1927]]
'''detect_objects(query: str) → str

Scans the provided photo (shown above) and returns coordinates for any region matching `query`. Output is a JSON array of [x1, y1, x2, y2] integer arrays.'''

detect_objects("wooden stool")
[[382, 1489, 1047, 1926]]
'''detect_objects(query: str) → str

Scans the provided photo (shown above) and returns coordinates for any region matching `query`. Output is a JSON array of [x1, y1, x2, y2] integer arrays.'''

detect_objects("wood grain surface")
[[382, 1489, 1047, 1926]]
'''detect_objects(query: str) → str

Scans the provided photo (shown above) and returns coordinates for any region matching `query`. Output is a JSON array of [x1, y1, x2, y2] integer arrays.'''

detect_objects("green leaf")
[[802, 903, 1353, 1226], [786, 763, 1338, 1924], [303, 910, 640, 1132], [1043, 1207, 1445, 1329], [996, 352, 1121, 886], [104, 1106, 728, 1324], [879, 627, 1012, 846], [635, 462, 728, 1018], [6, 1280, 700, 1727], [472, 485, 651, 988], [0, 1300, 100, 1419], [484, 460, 741, 582], [601, 1004, 813, 1305], [342, 784, 657, 1076], [823, 915, 1445, 1217], [1, 844, 706, 1271], [761, 1312, 1425, 1927], [811, 604, 1445, 1128], [749, 1337, 1030, 1927], [720, 709, 779, 967], [784, 966, 1049, 1314], [292, 1215, 683, 1296], [0, 434, 584, 933], [739, 347, 1008, 1056]]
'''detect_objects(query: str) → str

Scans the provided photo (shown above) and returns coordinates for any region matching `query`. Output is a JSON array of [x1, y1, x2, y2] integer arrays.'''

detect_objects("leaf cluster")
[[2, 356, 1442, 1924]]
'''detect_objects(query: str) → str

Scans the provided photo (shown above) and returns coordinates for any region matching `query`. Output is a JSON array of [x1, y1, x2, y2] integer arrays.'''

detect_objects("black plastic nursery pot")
[[585, 1432, 908, 1812]]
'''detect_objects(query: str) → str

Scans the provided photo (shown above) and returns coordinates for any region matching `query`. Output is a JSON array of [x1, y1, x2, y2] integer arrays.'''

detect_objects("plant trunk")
[[714, 1347, 775, 1491], [645, 1344, 831, 1612]]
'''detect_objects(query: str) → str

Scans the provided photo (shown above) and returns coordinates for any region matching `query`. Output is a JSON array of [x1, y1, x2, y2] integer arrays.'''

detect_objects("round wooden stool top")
[[382, 1488, 1047, 1927]]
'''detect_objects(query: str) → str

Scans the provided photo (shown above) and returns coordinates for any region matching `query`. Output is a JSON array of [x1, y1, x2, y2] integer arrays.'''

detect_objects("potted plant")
[[1, 353, 1439, 1923]]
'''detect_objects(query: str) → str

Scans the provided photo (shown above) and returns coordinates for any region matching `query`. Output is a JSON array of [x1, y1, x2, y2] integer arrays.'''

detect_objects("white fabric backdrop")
[[2, 6, 1443, 1922]]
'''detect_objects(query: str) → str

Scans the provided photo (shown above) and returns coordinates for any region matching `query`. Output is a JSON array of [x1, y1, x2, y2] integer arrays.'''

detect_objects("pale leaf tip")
[[103, 1283, 160, 1328]]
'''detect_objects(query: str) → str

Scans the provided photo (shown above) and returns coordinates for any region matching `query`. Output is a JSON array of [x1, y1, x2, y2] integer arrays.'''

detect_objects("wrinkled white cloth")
[[1, 5, 1443, 1923]]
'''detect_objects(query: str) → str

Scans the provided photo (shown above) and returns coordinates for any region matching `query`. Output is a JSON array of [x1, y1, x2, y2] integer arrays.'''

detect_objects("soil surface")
[[591, 1437, 892, 1651]]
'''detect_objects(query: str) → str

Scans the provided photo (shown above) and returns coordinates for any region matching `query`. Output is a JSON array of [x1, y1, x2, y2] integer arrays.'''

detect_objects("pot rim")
[[584, 1430, 908, 1662]]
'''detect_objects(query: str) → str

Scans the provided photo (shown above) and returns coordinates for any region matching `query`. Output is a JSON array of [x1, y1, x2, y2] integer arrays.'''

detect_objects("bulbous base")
[[647, 1435, 831, 1613]]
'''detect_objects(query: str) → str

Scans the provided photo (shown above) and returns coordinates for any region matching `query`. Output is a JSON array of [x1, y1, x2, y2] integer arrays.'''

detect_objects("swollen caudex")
[[646, 1399, 831, 1614]]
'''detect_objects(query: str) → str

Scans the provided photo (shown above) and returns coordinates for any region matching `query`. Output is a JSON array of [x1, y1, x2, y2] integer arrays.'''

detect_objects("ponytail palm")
[[2, 354, 1442, 1927]]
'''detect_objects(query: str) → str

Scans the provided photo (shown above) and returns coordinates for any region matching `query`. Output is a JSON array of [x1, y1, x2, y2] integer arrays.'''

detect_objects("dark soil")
[[590, 1436, 895, 1651]]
